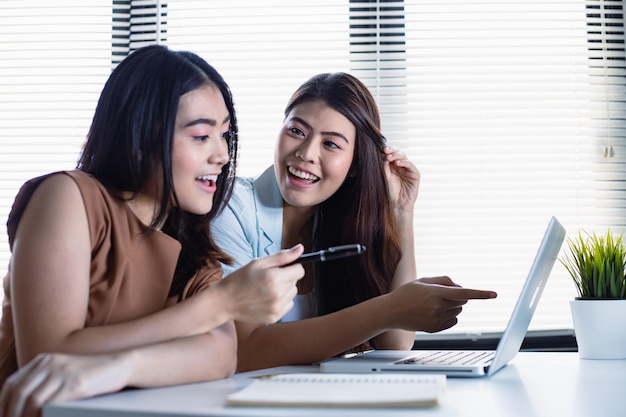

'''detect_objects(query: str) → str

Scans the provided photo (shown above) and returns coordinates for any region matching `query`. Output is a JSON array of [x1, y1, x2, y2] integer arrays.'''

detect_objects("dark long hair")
[[284, 73, 402, 320], [77, 45, 239, 298]]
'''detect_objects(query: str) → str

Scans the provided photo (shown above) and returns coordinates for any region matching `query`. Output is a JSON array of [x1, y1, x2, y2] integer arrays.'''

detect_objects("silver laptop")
[[320, 216, 566, 378]]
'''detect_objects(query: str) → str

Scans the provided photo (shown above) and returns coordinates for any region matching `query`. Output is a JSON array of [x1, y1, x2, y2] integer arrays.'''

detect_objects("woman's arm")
[[236, 279, 497, 372], [10, 174, 302, 365], [0, 323, 236, 417], [370, 147, 421, 349]]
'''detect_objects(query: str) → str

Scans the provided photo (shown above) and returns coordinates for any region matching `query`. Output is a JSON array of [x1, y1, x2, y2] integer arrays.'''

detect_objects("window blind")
[[401, 1, 593, 332], [405, 0, 624, 332], [0, 1, 112, 288], [166, 0, 626, 334], [167, 0, 352, 177], [112, 0, 167, 66], [1, 1, 624, 336], [586, 0, 626, 228], [349, 1, 410, 147]]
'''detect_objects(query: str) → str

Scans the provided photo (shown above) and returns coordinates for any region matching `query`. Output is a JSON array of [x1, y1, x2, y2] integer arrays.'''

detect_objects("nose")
[[211, 136, 230, 168], [295, 137, 319, 163]]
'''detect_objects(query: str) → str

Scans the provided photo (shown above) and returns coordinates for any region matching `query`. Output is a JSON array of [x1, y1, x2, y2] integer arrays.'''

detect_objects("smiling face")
[[171, 83, 230, 215], [274, 99, 356, 211]]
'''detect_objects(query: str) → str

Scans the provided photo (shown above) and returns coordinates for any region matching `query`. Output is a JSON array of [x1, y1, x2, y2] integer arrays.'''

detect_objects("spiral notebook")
[[320, 216, 566, 378], [225, 373, 446, 408]]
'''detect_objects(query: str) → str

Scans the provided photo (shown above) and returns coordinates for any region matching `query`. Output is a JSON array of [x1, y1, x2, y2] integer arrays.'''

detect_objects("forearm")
[[236, 295, 393, 372], [371, 329, 415, 350], [371, 209, 416, 349], [24, 285, 234, 360], [123, 322, 237, 387], [392, 208, 416, 288], [0, 324, 236, 417]]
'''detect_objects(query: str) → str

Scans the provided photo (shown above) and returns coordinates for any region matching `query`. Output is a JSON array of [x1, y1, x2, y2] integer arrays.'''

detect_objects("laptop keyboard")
[[398, 350, 495, 366]]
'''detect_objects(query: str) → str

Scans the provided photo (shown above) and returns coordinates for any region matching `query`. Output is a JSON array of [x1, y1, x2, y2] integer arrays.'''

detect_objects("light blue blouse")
[[211, 165, 316, 321]]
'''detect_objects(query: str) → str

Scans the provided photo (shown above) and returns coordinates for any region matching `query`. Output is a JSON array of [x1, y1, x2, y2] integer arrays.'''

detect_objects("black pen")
[[288, 244, 366, 265]]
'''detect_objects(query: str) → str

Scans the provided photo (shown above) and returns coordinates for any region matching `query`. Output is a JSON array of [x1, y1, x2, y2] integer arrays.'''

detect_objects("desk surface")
[[43, 352, 626, 417]]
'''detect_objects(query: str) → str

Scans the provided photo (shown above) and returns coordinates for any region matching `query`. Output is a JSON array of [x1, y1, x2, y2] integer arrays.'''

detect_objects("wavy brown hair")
[[284, 73, 402, 339]]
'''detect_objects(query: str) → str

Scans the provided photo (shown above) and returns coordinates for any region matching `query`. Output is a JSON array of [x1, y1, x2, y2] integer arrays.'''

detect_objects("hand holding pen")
[[288, 244, 366, 265]]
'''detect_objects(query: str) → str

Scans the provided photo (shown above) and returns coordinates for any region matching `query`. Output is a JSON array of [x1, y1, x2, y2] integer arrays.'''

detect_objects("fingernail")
[[290, 243, 303, 251]]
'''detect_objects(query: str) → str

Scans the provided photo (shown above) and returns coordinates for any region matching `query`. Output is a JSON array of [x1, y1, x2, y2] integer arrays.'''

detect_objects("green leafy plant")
[[559, 230, 626, 299]]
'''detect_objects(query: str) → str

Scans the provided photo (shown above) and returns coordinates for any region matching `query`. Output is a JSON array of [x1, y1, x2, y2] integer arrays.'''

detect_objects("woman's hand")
[[383, 146, 420, 213], [384, 278, 497, 333], [218, 244, 305, 324], [418, 276, 462, 288], [0, 352, 130, 417]]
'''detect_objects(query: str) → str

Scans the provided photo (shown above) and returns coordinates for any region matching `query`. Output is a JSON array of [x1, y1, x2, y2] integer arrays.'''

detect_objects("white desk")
[[43, 352, 626, 417]]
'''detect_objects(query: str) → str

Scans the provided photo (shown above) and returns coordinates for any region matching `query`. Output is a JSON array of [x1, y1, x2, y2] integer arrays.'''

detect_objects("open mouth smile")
[[288, 166, 320, 184], [195, 174, 219, 189]]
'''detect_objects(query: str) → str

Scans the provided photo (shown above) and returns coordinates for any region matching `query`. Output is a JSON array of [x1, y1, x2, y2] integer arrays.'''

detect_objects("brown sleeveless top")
[[0, 170, 223, 385]]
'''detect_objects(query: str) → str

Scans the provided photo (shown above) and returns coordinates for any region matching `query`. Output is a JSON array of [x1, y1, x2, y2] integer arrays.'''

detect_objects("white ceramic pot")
[[570, 299, 626, 360]]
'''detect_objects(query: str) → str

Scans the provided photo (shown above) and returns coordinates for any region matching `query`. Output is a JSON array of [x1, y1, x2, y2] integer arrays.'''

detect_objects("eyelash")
[[193, 130, 231, 142], [324, 141, 341, 150], [289, 127, 341, 150]]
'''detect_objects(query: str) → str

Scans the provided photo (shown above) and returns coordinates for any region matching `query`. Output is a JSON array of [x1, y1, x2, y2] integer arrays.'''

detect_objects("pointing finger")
[[442, 287, 497, 301]]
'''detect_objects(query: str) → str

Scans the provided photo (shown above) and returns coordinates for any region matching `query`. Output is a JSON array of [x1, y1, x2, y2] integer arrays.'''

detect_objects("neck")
[[282, 203, 315, 250], [123, 191, 162, 230], [283, 203, 316, 295]]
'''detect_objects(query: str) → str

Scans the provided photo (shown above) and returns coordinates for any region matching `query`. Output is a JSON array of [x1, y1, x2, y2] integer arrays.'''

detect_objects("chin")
[[284, 197, 320, 209], [181, 203, 214, 216]]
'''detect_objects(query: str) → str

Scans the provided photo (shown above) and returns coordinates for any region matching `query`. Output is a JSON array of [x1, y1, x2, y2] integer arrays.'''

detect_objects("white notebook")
[[225, 373, 446, 408]]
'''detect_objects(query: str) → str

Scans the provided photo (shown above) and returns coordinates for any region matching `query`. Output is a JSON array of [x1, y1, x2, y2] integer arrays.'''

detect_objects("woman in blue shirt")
[[211, 72, 497, 371]]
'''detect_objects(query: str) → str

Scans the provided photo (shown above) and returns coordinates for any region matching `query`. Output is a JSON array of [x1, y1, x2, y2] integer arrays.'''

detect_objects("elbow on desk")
[[221, 336, 238, 379], [201, 324, 238, 380], [372, 331, 416, 351], [222, 357, 237, 379], [199, 347, 237, 381]]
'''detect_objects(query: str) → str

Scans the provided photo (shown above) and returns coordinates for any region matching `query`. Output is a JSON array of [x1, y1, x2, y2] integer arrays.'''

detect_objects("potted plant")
[[560, 229, 626, 359]]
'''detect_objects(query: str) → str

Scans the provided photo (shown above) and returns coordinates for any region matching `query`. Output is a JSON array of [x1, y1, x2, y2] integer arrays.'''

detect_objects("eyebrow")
[[184, 115, 231, 128], [290, 116, 350, 144]]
